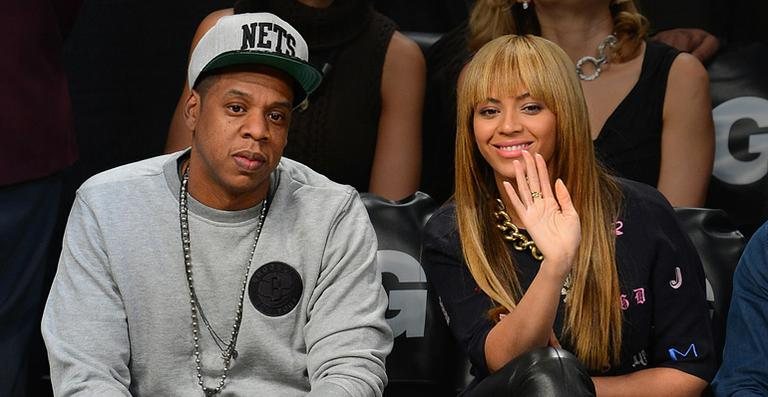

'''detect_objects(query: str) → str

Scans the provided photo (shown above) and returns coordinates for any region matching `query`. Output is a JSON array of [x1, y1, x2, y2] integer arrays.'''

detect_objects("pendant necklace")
[[179, 165, 268, 396]]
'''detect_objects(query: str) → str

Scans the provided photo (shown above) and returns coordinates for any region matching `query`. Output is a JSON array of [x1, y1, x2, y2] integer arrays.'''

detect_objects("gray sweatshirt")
[[42, 151, 392, 396]]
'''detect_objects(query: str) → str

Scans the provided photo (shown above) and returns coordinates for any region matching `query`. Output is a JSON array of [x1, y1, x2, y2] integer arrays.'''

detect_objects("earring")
[[521, 0, 530, 10]]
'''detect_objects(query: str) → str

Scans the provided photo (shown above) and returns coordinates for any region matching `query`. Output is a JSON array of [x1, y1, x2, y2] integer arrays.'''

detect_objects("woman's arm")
[[593, 367, 707, 396], [657, 52, 714, 207], [368, 31, 425, 200], [484, 261, 568, 372], [485, 152, 580, 372], [165, 9, 234, 153]]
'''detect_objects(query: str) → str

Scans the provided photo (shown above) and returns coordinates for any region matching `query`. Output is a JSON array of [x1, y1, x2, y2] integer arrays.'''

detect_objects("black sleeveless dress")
[[593, 41, 680, 187], [234, 0, 397, 193]]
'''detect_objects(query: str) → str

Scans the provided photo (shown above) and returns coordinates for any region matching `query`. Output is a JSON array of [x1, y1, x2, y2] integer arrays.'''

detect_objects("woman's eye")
[[522, 104, 542, 113], [478, 108, 499, 117]]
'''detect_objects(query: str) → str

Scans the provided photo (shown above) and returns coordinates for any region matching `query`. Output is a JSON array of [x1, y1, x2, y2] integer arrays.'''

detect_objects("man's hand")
[[652, 28, 720, 62]]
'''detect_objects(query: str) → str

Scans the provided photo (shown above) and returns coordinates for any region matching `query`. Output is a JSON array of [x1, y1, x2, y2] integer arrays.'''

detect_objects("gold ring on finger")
[[531, 191, 543, 200]]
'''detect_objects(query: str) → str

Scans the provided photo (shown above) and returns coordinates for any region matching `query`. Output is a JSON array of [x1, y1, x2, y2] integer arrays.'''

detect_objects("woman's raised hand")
[[502, 151, 581, 276]]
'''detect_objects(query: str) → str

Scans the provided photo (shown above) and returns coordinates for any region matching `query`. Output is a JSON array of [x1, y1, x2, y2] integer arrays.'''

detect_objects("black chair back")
[[673, 207, 746, 366], [361, 192, 467, 396]]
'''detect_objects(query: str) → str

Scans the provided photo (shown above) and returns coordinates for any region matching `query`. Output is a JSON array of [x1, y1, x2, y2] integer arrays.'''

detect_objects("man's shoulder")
[[276, 157, 357, 198], [78, 152, 177, 196]]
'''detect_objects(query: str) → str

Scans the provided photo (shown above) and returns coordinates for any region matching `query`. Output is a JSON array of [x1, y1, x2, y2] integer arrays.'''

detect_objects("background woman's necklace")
[[179, 166, 268, 396], [576, 34, 618, 81]]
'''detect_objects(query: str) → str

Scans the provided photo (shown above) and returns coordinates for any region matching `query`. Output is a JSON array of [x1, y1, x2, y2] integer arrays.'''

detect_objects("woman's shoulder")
[[616, 177, 676, 216], [384, 30, 427, 70], [425, 21, 471, 73], [200, 8, 235, 30], [644, 39, 681, 58], [423, 201, 458, 242], [644, 40, 707, 85]]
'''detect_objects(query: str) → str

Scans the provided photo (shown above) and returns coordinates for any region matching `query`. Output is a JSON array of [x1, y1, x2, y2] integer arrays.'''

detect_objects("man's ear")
[[184, 90, 202, 131]]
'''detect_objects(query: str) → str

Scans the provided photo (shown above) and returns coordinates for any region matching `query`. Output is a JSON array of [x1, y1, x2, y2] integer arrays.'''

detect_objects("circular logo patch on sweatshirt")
[[249, 262, 303, 317]]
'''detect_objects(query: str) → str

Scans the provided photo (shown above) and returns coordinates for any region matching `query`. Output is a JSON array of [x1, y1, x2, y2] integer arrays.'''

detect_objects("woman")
[[421, 35, 715, 395], [166, 0, 424, 201], [422, 0, 714, 207]]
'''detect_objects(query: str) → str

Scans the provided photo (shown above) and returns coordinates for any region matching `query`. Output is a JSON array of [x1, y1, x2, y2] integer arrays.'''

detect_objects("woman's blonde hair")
[[455, 34, 624, 370], [468, 0, 648, 63]]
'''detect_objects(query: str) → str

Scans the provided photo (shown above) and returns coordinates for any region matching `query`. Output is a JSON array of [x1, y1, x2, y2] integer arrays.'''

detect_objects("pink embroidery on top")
[[620, 288, 647, 310], [670, 267, 683, 289], [633, 288, 646, 304], [614, 220, 624, 236]]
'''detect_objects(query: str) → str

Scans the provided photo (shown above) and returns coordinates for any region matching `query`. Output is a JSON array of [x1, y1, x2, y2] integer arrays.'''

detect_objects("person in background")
[[422, 0, 714, 208], [712, 220, 768, 396], [421, 34, 715, 395], [166, 0, 425, 201], [43, 13, 391, 396], [0, 1, 80, 395]]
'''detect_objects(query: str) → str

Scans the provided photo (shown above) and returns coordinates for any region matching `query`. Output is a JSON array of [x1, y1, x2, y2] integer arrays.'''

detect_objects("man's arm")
[[652, 29, 720, 63], [42, 194, 132, 396], [712, 224, 768, 396], [304, 192, 393, 397]]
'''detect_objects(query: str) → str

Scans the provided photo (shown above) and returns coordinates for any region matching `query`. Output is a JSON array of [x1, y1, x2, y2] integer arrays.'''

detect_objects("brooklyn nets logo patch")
[[249, 262, 303, 316]]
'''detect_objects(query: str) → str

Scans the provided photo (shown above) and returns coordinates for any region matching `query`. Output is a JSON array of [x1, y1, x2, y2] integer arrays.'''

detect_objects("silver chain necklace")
[[575, 34, 618, 81], [179, 166, 268, 396]]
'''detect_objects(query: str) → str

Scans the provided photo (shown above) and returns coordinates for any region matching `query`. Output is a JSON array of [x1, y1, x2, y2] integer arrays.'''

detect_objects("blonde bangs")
[[461, 36, 564, 118], [459, 35, 593, 184]]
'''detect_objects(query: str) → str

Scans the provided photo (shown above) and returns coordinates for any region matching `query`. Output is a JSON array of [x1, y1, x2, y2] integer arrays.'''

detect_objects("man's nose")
[[241, 113, 270, 141]]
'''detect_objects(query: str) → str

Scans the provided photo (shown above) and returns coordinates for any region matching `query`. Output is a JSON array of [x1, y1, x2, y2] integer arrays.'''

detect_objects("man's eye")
[[228, 105, 245, 113], [268, 112, 285, 122]]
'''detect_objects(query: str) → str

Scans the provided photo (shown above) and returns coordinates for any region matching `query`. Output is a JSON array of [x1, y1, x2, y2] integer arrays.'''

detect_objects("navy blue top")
[[421, 178, 715, 390], [712, 221, 768, 396]]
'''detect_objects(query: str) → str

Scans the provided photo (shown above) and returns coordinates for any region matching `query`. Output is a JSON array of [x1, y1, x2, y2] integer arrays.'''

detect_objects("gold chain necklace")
[[492, 199, 544, 260], [491, 199, 573, 300]]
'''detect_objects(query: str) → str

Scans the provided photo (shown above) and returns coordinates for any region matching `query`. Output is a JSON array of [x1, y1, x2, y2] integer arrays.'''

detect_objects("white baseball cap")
[[187, 12, 323, 108]]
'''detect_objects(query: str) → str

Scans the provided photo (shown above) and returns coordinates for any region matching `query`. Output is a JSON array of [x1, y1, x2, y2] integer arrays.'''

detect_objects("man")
[[712, 220, 768, 396], [42, 13, 392, 396]]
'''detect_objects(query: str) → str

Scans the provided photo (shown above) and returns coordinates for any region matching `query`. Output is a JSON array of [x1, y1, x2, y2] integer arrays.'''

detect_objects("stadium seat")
[[673, 207, 746, 367], [361, 192, 469, 396]]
